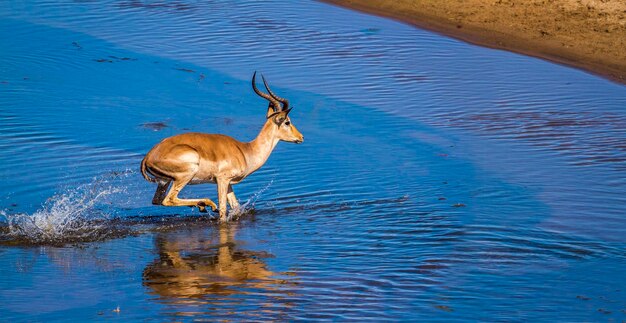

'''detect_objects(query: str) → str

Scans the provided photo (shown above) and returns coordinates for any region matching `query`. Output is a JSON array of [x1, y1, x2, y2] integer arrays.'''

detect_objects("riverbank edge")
[[321, 0, 626, 85]]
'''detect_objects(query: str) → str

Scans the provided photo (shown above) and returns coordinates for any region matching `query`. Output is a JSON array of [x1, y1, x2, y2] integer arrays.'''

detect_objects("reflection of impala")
[[143, 224, 276, 299], [141, 72, 303, 221]]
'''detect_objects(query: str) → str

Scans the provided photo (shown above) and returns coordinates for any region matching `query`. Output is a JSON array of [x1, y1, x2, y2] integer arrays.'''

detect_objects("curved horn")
[[252, 71, 280, 112], [262, 75, 289, 110]]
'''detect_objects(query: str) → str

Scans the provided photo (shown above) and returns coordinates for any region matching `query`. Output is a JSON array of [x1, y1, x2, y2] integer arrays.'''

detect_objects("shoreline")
[[322, 0, 626, 85]]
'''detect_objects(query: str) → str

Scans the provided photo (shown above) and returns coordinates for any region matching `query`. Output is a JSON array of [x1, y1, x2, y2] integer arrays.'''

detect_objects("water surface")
[[1, 0, 625, 321]]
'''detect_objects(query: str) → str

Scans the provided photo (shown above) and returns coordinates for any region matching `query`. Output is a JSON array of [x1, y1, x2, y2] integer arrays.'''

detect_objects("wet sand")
[[323, 0, 626, 84]]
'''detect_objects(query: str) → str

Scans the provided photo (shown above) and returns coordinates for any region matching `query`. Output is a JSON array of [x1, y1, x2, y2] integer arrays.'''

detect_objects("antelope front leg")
[[227, 184, 240, 211], [217, 178, 230, 222]]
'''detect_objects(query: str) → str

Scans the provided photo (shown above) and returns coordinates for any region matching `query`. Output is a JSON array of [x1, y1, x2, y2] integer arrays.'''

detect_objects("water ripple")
[[1, 0, 626, 321]]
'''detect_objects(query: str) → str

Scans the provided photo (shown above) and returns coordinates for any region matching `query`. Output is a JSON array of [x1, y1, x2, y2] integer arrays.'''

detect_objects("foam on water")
[[0, 171, 275, 244], [0, 171, 133, 244]]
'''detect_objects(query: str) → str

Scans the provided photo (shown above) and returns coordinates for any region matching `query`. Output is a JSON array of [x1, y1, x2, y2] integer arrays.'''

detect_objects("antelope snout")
[[291, 127, 304, 144], [293, 131, 304, 144]]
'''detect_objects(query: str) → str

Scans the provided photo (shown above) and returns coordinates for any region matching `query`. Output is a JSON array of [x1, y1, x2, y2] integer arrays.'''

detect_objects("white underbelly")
[[187, 172, 246, 185], [189, 177, 216, 185]]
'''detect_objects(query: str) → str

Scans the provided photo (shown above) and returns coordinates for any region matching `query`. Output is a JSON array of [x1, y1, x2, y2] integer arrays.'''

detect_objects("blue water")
[[1, 0, 625, 321]]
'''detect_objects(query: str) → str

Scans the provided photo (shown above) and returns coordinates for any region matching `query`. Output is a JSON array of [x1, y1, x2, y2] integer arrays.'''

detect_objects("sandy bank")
[[323, 0, 626, 84]]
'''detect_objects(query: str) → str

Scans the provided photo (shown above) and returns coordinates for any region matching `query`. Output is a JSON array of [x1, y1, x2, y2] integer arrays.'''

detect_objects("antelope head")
[[252, 72, 304, 144]]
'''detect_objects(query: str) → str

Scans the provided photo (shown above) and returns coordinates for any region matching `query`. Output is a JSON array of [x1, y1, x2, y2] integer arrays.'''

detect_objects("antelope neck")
[[244, 121, 279, 174]]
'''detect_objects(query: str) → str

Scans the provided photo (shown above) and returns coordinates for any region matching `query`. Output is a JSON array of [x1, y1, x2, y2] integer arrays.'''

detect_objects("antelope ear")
[[271, 109, 291, 126]]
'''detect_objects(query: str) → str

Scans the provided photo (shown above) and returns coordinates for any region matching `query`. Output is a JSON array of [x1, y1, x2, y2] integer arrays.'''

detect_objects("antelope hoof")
[[197, 200, 217, 213], [197, 201, 208, 213], [206, 201, 218, 212]]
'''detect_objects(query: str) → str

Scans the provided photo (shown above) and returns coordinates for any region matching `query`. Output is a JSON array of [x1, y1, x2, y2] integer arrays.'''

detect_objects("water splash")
[[228, 179, 274, 221], [0, 174, 276, 243], [0, 171, 133, 245]]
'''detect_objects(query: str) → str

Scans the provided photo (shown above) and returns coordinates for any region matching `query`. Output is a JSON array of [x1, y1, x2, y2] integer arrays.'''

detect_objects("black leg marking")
[[152, 181, 172, 205]]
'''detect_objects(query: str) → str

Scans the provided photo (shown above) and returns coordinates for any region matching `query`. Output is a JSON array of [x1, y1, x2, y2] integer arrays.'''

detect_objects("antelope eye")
[[284, 121, 291, 126]]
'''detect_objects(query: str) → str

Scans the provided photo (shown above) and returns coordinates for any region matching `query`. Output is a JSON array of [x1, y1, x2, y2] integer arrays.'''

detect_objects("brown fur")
[[141, 74, 303, 221]]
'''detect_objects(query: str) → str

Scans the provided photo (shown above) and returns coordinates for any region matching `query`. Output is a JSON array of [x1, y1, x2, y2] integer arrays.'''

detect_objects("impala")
[[140, 72, 303, 221]]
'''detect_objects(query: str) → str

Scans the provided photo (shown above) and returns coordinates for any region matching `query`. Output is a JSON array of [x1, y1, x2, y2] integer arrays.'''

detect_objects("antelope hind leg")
[[165, 194, 217, 213], [162, 175, 217, 212]]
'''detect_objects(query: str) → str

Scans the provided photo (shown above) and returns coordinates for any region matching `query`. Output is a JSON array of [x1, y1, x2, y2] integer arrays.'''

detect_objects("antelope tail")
[[140, 156, 156, 183]]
